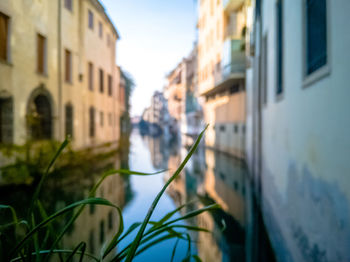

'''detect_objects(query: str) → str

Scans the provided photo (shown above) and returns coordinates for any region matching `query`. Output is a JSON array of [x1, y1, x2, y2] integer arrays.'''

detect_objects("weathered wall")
[[246, 0, 350, 261]]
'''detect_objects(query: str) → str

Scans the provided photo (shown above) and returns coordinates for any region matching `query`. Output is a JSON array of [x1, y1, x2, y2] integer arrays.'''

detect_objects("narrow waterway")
[[121, 128, 264, 261], [0, 128, 275, 261]]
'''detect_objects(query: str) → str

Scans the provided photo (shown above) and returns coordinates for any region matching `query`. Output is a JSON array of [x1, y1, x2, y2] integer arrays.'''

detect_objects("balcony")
[[203, 39, 245, 97], [224, 0, 245, 13]]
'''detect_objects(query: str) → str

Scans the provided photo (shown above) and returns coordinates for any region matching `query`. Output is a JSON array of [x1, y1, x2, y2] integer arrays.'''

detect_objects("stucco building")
[[0, 0, 122, 149], [197, 0, 248, 158], [246, 0, 350, 261]]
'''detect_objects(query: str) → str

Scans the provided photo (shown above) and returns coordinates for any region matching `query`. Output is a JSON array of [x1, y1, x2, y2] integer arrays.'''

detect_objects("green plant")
[[0, 125, 218, 261]]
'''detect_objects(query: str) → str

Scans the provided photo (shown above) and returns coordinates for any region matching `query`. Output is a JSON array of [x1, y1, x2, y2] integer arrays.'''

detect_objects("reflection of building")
[[0, 0, 122, 148], [62, 158, 125, 258], [197, 0, 248, 158], [245, 1, 350, 261]]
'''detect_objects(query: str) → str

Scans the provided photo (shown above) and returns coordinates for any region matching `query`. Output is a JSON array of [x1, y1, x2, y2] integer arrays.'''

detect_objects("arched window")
[[65, 103, 73, 138], [0, 97, 13, 144], [89, 106, 95, 137], [28, 94, 52, 140]]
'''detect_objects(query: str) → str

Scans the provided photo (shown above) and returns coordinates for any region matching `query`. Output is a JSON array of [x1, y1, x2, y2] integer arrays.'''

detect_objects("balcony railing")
[[213, 52, 245, 88]]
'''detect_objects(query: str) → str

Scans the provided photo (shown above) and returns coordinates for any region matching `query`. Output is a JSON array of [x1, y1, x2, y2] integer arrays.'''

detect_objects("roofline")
[[89, 0, 120, 39]]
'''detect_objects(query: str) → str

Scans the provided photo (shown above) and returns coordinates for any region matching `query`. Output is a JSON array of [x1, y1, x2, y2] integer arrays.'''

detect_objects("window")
[[108, 113, 112, 126], [107, 34, 110, 46], [276, 0, 283, 96], [261, 35, 268, 105], [89, 106, 95, 137], [88, 62, 93, 91], [219, 125, 225, 132], [234, 124, 239, 133], [99, 69, 104, 93], [99, 21, 103, 38], [37, 34, 46, 74], [0, 98, 13, 144], [88, 10, 94, 29], [305, 0, 327, 76], [100, 111, 104, 126], [0, 12, 9, 61], [108, 75, 112, 96], [64, 0, 73, 11], [65, 49, 72, 83], [65, 103, 73, 138]]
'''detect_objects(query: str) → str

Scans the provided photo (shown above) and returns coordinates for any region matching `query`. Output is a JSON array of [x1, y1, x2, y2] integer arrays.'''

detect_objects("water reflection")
[[141, 127, 275, 262], [0, 152, 127, 261]]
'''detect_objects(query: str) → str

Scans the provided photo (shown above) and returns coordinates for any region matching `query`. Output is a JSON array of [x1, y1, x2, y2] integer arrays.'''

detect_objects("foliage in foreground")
[[0, 125, 219, 261]]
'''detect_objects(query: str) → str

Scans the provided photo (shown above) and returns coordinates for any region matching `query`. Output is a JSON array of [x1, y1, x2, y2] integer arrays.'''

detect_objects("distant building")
[[246, 0, 350, 261], [197, 0, 248, 158], [180, 46, 205, 147], [141, 91, 171, 137], [0, 0, 122, 149]]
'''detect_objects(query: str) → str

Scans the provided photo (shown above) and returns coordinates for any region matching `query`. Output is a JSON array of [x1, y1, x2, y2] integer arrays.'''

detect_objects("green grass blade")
[[124, 125, 208, 262], [101, 206, 124, 258], [29, 138, 70, 219], [66, 242, 86, 262], [44, 168, 155, 261], [115, 222, 141, 244], [0, 205, 18, 225], [170, 238, 180, 262], [89, 169, 166, 198], [155, 200, 197, 227], [10, 198, 118, 257], [10, 249, 99, 262], [192, 254, 202, 262]]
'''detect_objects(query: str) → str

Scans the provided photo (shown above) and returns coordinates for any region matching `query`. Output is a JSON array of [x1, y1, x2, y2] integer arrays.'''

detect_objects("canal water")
[[122, 128, 259, 262], [0, 127, 275, 261]]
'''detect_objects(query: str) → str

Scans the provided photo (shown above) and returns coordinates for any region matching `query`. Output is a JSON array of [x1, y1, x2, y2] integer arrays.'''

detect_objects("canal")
[[0, 127, 275, 261], [123, 128, 275, 261]]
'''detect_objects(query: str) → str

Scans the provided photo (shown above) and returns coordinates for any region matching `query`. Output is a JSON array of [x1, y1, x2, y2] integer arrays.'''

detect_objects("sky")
[[99, 0, 197, 117]]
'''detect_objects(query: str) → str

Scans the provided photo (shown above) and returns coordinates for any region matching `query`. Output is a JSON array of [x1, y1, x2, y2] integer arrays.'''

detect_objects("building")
[[180, 46, 205, 147], [197, 0, 248, 158], [0, 0, 122, 149], [246, 0, 350, 261], [141, 91, 172, 136]]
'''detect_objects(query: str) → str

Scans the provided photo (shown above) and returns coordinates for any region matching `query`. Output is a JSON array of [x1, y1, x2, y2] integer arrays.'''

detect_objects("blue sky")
[[99, 0, 197, 116]]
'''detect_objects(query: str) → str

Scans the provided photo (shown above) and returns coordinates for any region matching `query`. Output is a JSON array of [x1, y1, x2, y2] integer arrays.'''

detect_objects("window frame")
[[88, 10, 94, 30], [99, 21, 103, 38], [302, 0, 331, 88], [108, 75, 112, 96], [36, 33, 47, 75], [99, 68, 104, 93], [275, 0, 284, 101], [65, 103, 74, 138], [64, 49, 72, 83], [0, 11, 10, 63], [88, 62, 94, 91]]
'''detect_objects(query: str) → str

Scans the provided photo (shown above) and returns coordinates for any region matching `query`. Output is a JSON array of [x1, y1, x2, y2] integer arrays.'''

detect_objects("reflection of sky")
[[119, 130, 189, 261]]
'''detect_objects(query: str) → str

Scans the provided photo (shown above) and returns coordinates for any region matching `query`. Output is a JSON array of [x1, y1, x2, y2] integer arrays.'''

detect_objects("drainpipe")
[[57, 0, 62, 140]]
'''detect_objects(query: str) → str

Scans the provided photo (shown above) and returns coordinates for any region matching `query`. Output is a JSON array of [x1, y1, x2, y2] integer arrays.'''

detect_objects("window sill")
[[303, 64, 331, 88], [0, 59, 13, 67]]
